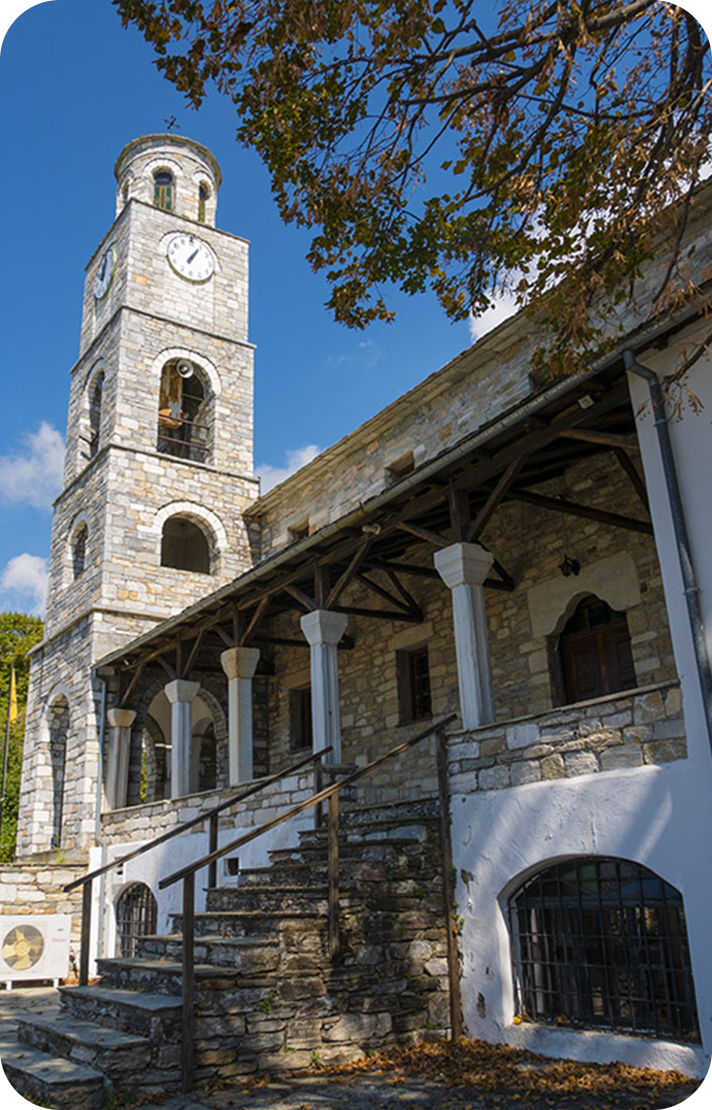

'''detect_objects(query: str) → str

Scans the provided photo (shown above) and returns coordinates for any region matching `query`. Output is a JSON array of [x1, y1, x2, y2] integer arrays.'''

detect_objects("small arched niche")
[[549, 593, 636, 705], [46, 695, 69, 848], [70, 520, 88, 580], [157, 358, 211, 463], [160, 514, 212, 574]]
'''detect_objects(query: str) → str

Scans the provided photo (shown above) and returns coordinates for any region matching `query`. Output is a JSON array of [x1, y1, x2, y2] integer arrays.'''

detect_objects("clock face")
[[94, 247, 116, 300], [166, 234, 215, 283]]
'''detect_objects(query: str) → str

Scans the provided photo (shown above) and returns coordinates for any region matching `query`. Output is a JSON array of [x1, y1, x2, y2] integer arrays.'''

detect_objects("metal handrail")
[[65, 746, 332, 987], [159, 713, 457, 1092]]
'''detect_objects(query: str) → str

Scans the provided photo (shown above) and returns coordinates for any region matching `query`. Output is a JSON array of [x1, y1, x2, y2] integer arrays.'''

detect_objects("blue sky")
[[0, 1, 710, 618]]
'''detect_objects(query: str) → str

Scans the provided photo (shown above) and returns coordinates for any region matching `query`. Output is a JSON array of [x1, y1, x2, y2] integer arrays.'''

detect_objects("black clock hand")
[[187, 248, 199, 264]]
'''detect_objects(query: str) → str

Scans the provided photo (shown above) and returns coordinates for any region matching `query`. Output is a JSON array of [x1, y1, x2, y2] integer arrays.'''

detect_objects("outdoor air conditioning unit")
[[0, 914, 72, 988]]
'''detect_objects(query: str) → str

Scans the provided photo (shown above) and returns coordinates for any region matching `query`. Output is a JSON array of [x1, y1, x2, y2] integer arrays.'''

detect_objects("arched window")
[[153, 170, 173, 211], [198, 182, 209, 223], [88, 370, 104, 458], [161, 515, 211, 574], [509, 857, 699, 1041], [72, 522, 88, 579], [157, 359, 210, 462], [47, 697, 69, 849], [115, 883, 158, 958], [556, 595, 636, 704]]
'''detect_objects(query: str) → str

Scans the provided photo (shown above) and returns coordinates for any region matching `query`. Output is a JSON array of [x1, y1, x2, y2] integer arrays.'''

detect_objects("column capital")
[[434, 542, 494, 589], [221, 646, 260, 682], [107, 708, 137, 729], [164, 679, 201, 705], [300, 609, 348, 647]]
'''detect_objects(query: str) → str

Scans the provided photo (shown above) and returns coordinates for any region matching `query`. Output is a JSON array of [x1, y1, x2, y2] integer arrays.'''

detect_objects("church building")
[[3, 134, 712, 1103]]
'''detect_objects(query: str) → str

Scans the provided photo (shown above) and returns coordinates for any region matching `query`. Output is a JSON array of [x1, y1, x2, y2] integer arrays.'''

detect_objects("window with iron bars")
[[509, 857, 700, 1042], [115, 883, 158, 959]]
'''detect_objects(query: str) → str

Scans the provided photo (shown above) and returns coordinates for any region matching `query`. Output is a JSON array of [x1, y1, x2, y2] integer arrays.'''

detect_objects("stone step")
[[16, 1011, 152, 1080], [171, 907, 324, 939], [59, 984, 182, 1041], [236, 863, 441, 896], [0, 1032, 105, 1110], [298, 817, 435, 848], [206, 883, 329, 914], [268, 836, 431, 865], [95, 956, 243, 995], [338, 798, 440, 826], [137, 933, 282, 971]]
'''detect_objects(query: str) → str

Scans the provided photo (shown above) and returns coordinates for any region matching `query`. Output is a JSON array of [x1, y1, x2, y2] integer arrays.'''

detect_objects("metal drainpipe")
[[93, 673, 109, 962], [623, 350, 712, 754]]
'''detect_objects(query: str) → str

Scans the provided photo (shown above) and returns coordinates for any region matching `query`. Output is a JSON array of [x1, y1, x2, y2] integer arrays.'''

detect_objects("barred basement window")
[[115, 883, 158, 959], [289, 687, 312, 751], [509, 857, 700, 1042]]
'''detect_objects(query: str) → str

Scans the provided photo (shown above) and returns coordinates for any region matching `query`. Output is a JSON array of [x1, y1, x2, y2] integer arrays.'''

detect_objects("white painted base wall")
[[451, 760, 712, 1078]]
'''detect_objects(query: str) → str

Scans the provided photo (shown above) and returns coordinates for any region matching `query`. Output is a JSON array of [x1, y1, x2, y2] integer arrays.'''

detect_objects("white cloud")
[[0, 553, 49, 616], [256, 445, 322, 495], [469, 289, 520, 343], [0, 422, 65, 510]]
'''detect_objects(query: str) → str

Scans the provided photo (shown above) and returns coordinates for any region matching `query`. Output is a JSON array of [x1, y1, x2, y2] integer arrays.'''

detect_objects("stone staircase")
[[3, 799, 451, 1109]]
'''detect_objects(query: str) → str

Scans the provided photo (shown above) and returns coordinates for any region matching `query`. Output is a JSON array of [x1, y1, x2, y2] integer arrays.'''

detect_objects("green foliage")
[[0, 612, 44, 858], [114, 0, 712, 379]]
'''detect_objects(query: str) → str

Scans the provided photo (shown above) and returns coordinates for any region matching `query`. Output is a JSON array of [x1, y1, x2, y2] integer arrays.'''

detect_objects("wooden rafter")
[[240, 596, 270, 646], [119, 659, 146, 707], [396, 521, 450, 548], [614, 447, 650, 512], [467, 456, 526, 543], [355, 572, 422, 619], [284, 583, 317, 612], [183, 629, 205, 678], [333, 604, 422, 624], [326, 537, 372, 609], [560, 428, 641, 452], [508, 490, 654, 534]]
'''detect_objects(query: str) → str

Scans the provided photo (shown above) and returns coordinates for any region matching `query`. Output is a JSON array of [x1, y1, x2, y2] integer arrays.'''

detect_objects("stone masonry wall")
[[253, 187, 712, 557], [255, 452, 676, 805], [447, 680, 684, 793], [0, 865, 85, 977]]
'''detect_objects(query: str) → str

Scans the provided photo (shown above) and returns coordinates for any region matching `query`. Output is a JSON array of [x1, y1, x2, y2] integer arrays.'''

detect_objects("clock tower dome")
[[17, 135, 258, 856]]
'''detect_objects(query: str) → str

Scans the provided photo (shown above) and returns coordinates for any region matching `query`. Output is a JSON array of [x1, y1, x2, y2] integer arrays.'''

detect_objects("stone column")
[[105, 708, 136, 810], [300, 610, 348, 762], [220, 647, 261, 785], [434, 542, 495, 729], [164, 680, 201, 798]]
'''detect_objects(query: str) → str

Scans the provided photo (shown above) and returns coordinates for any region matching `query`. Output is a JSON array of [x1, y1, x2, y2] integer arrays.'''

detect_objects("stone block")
[[324, 1014, 377, 1042], [506, 722, 540, 750], [664, 687, 682, 716], [600, 744, 643, 771], [511, 761, 541, 786], [540, 754, 565, 780], [564, 751, 598, 777], [634, 690, 665, 724], [645, 737, 687, 764], [478, 765, 510, 790]]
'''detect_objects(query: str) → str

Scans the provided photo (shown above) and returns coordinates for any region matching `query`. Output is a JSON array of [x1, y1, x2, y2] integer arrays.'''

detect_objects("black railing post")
[[327, 791, 340, 958], [181, 873, 196, 1092], [208, 813, 218, 890], [79, 878, 92, 986], [436, 729, 463, 1039]]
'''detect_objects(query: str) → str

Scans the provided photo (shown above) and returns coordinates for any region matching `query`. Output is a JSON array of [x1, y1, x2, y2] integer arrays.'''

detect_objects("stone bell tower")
[[17, 135, 259, 857]]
